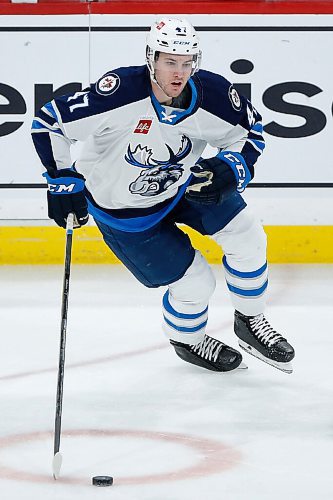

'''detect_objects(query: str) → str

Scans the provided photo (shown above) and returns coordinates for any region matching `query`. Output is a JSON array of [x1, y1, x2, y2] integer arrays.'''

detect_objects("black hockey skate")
[[170, 334, 245, 372], [234, 310, 295, 374]]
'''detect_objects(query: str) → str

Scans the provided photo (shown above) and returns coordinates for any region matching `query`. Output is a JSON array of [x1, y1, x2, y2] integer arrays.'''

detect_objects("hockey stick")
[[52, 213, 74, 480]]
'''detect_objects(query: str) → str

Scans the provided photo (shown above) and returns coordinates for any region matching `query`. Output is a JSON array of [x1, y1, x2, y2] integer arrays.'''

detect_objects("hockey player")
[[31, 18, 295, 373]]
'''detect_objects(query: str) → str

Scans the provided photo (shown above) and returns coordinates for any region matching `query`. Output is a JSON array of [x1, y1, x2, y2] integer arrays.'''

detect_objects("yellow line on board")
[[0, 225, 333, 264]]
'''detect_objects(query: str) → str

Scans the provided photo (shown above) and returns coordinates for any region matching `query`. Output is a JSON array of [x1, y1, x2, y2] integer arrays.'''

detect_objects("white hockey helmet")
[[146, 18, 202, 77]]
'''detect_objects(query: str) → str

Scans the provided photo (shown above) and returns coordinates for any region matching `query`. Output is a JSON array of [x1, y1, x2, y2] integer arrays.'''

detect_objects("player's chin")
[[170, 83, 185, 96]]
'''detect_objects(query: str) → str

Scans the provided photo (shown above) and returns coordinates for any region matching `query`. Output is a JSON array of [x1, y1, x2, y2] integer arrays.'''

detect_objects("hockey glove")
[[185, 152, 251, 205], [43, 168, 89, 229]]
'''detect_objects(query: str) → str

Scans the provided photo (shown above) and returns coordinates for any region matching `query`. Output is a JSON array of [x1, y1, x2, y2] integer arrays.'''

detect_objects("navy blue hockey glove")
[[185, 152, 251, 205], [43, 169, 89, 229]]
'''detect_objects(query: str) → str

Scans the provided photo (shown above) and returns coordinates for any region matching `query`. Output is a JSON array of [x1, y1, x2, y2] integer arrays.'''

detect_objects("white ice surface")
[[0, 264, 332, 499]]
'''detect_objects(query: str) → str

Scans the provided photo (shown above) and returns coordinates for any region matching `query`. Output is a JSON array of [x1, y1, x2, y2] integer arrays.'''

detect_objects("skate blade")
[[52, 452, 62, 479], [238, 340, 293, 374]]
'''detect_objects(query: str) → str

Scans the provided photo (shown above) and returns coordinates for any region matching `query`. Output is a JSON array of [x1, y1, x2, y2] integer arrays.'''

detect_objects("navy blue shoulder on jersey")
[[194, 69, 247, 127], [55, 65, 151, 124]]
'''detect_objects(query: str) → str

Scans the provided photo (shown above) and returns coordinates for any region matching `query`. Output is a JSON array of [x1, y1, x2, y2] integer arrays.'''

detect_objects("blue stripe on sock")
[[226, 280, 268, 297], [163, 291, 208, 319], [163, 316, 207, 333], [223, 256, 267, 278]]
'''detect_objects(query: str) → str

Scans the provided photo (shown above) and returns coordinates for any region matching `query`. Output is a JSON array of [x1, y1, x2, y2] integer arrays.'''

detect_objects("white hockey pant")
[[162, 250, 216, 345], [213, 208, 268, 317]]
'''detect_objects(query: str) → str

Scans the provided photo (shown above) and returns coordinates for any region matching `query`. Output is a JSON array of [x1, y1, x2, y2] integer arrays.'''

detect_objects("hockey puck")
[[92, 475, 114, 487]]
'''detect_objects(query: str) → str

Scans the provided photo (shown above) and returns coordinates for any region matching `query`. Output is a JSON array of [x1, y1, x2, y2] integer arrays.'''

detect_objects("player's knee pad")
[[168, 250, 216, 310], [162, 251, 215, 344], [213, 208, 267, 270], [213, 208, 268, 316]]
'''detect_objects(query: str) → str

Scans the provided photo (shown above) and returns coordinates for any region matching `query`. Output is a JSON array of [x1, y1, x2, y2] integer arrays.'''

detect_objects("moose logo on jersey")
[[125, 135, 192, 197]]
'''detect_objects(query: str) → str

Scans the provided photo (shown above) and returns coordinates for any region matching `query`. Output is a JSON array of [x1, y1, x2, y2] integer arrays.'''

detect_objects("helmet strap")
[[146, 48, 174, 99], [151, 73, 174, 100]]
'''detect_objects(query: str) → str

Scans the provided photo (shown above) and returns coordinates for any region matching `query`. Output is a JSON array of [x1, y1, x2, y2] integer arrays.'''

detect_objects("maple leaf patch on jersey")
[[96, 73, 120, 96], [134, 119, 153, 134]]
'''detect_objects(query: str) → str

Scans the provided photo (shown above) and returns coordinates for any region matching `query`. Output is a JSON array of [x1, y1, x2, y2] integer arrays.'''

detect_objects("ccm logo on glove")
[[185, 151, 251, 206], [44, 173, 85, 195], [48, 183, 75, 193], [217, 152, 251, 193], [42, 169, 88, 228]]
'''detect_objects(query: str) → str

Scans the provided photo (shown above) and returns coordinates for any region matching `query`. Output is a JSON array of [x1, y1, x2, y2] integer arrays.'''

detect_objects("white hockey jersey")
[[31, 65, 265, 231]]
